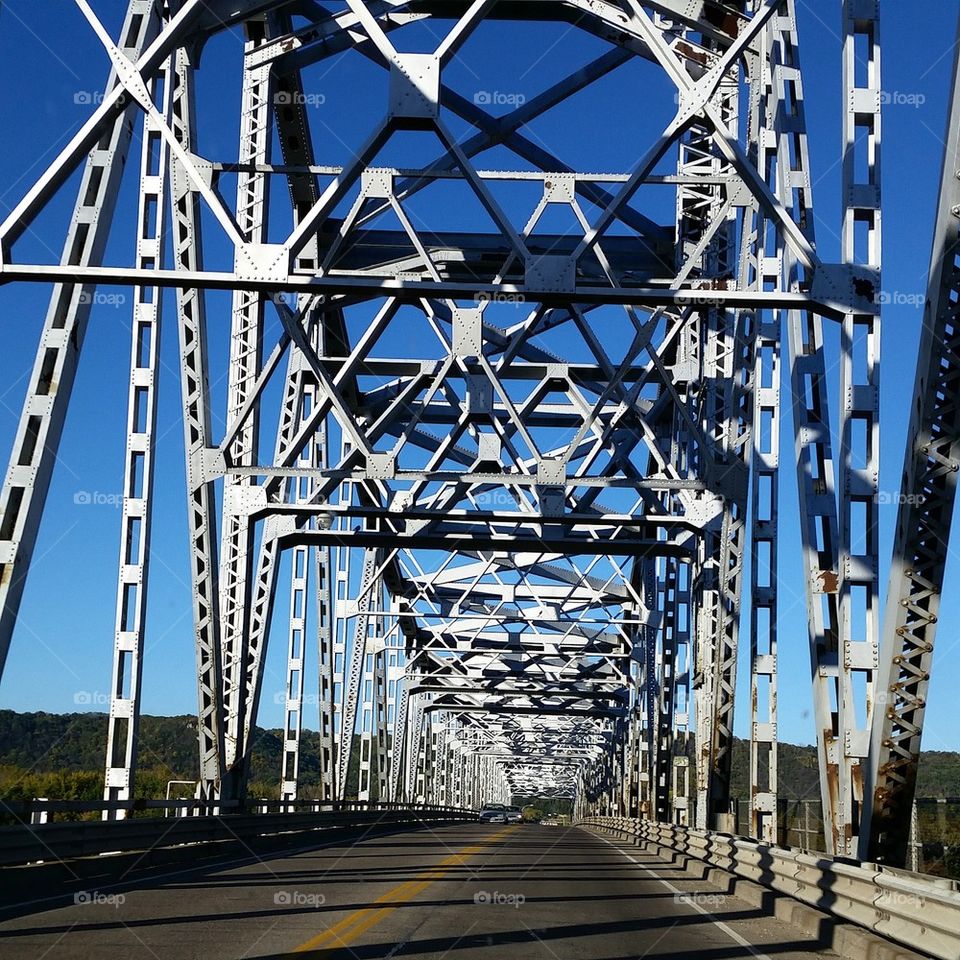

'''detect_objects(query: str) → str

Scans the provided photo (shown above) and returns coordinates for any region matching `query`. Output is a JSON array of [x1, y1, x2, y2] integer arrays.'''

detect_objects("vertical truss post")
[[771, 0, 844, 855], [748, 317, 780, 842], [624, 709, 639, 818], [358, 627, 387, 802], [450, 736, 462, 808], [748, 306, 781, 842], [279, 314, 326, 801], [316, 541, 336, 801], [0, 1, 159, 681], [672, 561, 692, 825], [416, 709, 432, 804], [330, 515, 351, 799], [864, 16, 960, 867], [744, 21, 780, 844], [235, 296, 324, 781], [693, 546, 716, 829], [338, 547, 380, 798], [238, 52, 333, 775], [641, 557, 658, 818], [236, 337, 305, 781], [406, 696, 425, 803], [169, 44, 224, 801], [430, 721, 445, 806], [373, 625, 389, 801], [384, 632, 402, 799], [389, 685, 409, 802], [836, 0, 882, 857], [280, 535, 310, 801], [219, 22, 273, 799], [670, 755, 689, 825], [677, 60, 745, 830], [103, 43, 172, 817], [654, 557, 679, 822]]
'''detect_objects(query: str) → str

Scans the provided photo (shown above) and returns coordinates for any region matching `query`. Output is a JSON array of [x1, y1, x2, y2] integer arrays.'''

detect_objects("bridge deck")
[[0, 824, 840, 959]]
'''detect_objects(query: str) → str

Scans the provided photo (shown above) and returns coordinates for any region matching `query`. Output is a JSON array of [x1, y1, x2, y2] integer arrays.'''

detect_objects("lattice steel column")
[[169, 43, 224, 799], [673, 560, 692, 825], [104, 39, 172, 816], [407, 696, 425, 803], [316, 539, 336, 801], [278, 304, 329, 801], [654, 557, 679, 822], [358, 622, 388, 801], [743, 19, 780, 844], [280, 517, 311, 799], [219, 24, 273, 798], [389, 684, 409, 802], [675, 64, 746, 831], [772, 0, 844, 856], [835, 0, 882, 857], [330, 490, 352, 799], [864, 15, 960, 868], [338, 547, 381, 799]]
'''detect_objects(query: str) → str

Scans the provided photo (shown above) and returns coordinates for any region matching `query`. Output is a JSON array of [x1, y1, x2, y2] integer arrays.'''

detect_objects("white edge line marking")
[[595, 831, 779, 960]]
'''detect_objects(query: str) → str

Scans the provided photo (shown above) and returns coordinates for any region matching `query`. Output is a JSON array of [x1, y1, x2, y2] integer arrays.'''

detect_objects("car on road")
[[478, 804, 507, 823], [503, 806, 523, 824]]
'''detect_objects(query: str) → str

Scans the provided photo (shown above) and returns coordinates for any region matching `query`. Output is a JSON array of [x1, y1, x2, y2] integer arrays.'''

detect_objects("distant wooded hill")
[[0, 710, 957, 801]]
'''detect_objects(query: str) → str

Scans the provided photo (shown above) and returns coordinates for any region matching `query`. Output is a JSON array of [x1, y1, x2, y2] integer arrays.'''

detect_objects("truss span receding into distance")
[[0, 0, 958, 870]]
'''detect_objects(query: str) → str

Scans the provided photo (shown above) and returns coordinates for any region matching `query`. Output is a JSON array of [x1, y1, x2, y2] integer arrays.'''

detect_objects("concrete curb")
[[586, 824, 931, 960]]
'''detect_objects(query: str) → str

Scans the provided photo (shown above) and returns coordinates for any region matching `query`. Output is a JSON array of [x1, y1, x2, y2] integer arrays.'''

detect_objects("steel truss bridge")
[[1, 0, 959, 900]]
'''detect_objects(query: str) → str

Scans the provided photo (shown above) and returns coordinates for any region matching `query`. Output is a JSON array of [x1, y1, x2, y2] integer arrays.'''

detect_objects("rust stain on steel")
[[818, 570, 839, 594]]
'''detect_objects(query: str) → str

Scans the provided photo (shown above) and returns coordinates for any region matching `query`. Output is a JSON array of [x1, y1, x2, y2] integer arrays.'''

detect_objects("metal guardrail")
[[0, 803, 476, 867], [0, 798, 447, 821], [579, 816, 960, 960]]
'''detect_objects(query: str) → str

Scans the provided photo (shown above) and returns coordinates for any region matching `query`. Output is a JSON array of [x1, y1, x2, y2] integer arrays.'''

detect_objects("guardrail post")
[[30, 798, 48, 826]]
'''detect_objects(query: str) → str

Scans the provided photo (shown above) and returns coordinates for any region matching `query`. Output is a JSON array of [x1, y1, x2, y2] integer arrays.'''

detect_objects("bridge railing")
[[0, 797, 450, 824], [726, 796, 960, 879], [580, 816, 960, 960], [0, 801, 476, 867]]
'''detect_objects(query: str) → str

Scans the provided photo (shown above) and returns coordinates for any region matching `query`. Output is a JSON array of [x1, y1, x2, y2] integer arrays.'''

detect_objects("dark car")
[[478, 804, 507, 823]]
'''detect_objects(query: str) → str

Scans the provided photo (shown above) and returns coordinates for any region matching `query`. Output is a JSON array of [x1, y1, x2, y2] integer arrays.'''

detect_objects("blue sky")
[[0, 1, 959, 753]]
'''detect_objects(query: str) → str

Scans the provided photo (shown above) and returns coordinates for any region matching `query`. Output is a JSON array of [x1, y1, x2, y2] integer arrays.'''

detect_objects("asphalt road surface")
[[0, 823, 842, 959]]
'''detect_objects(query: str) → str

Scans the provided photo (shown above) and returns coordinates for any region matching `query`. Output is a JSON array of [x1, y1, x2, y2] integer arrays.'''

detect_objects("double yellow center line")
[[293, 825, 517, 953]]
